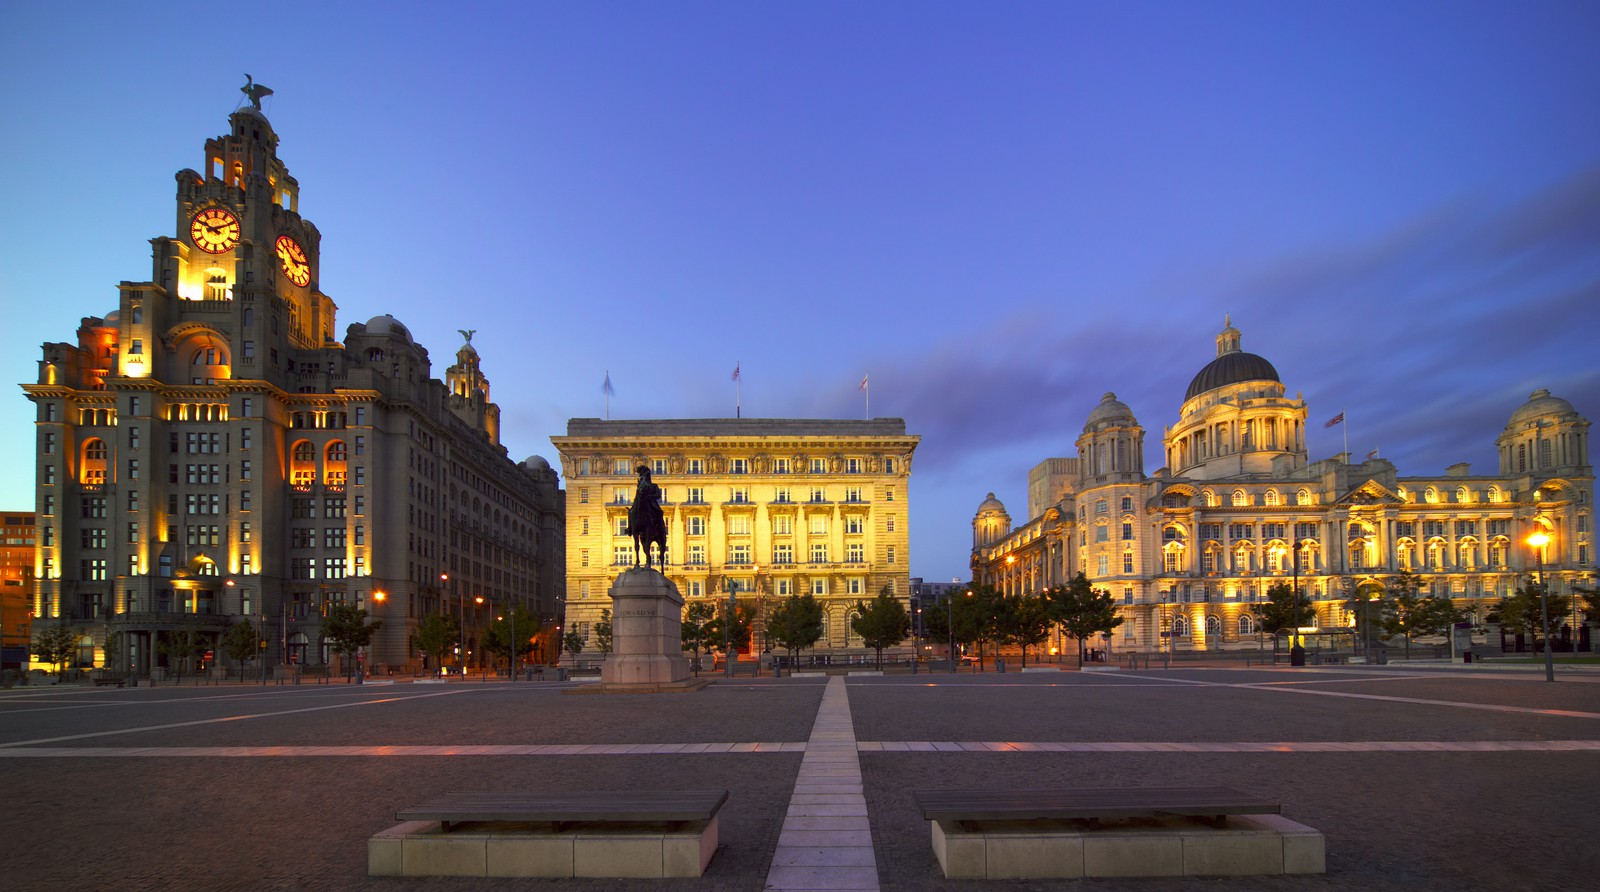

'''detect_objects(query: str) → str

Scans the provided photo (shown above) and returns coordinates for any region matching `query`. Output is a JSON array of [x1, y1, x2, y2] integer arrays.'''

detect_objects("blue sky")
[[3, 1, 1597, 583]]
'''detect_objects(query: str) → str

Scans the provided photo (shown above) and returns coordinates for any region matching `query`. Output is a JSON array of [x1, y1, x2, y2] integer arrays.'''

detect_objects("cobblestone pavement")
[[0, 668, 1595, 890]]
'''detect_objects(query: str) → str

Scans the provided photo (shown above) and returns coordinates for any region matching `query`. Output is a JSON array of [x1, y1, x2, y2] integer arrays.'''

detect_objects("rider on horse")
[[627, 465, 668, 568]]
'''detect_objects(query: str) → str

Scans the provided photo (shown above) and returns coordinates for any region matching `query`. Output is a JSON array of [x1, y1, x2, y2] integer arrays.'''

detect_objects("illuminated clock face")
[[189, 208, 240, 254], [275, 235, 311, 286]]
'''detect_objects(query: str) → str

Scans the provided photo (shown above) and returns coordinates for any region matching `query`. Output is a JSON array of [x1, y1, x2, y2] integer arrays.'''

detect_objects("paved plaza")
[[1, 664, 1597, 891]]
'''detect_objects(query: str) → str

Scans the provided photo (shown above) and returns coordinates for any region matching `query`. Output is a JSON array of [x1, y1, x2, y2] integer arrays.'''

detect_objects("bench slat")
[[914, 786, 1279, 821], [398, 790, 728, 824]]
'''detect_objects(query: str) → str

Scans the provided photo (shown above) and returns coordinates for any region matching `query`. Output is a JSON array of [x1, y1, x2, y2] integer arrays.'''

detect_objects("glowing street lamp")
[[1527, 530, 1555, 683]]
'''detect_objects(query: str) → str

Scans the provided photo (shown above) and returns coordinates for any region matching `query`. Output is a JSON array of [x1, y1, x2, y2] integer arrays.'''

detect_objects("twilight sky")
[[3, 1, 1597, 584]]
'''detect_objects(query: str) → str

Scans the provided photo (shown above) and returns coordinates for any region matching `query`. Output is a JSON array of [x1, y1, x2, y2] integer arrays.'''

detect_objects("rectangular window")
[[845, 457, 862, 474], [325, 527, 347, 548], [729, 458, 748, 475], [687, 516, 705, 536], [886, 545, 895, 564], [845, 516, 864, 534], [353, 525, 364, 545], [325, 558, 347, 579], [353, 466, 365, 485], [354, 435, 365, 456], [1228, 523, 1254, 540], [810, 488, 827, 503], [353, 495, 364, 515], [845, 487, 864, 502], [846, 543, 864, 563], [687, 544, 705, 565], [727, 516, 751, 536], [687, 458, 703, 475], [811, 577, 827, 596], [773, 515, 792, 535], [579, 487, 589, 504], [810, 543, 828, 563], [886, 516, 896, 533], [809, 516, 827, 536], [810, 458, 826, 473], [1123, 551, 1134, 573], [614, 458, 631, 475], [776, 579, 792, 596], [847, 578, 864, 595], [729, 544, 750, 565], [1261, 523, 1287, 540], [773, 458, 789, 474], [773, 544, 793, 564], [686, 487, 705, 504], [730, 487, 749, 503]]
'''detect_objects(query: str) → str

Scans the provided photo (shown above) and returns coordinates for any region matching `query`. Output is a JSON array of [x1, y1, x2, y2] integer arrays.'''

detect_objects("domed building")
[[21, 99, 565, 676], [973, 318, 1594, 656]]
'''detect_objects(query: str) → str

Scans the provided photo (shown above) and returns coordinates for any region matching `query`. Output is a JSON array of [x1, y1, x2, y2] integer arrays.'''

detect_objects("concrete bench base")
[[931, 814, 1324, 879], [369, 816, 717, 878]]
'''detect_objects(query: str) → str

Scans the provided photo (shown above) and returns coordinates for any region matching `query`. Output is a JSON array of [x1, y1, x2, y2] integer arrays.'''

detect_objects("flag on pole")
[[1365, 449, 1379, 460], [602, 372, 614, 396], [1324, 412, 1344, 428], [859, 374, 869, 392], [732, 362, 741, 382]]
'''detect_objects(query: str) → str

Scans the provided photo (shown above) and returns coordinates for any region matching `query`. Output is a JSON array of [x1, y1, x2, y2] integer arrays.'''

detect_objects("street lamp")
[[948, 591, 961, 674], [1290, 537, 1307, 667], [1527, 530, 1555, 683]]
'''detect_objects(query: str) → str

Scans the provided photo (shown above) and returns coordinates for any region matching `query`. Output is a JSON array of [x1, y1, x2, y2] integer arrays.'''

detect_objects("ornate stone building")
[[973, 318, 1594, 652], [552, 418, 919, 656], [20, 101, 563, 674]]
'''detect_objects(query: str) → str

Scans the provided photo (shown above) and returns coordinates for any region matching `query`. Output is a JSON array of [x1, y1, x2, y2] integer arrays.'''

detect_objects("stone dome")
[[1508, 389, 1577, 425], [521, 455, 551, 471], [977, 492, 1007, 514], [1084, 392, 1137, 430], [1184, 349, 1280, 401], [364, 314, 412, 342]]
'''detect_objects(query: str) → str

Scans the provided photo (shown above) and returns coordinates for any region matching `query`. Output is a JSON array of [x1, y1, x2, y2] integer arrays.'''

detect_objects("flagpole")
[[736, 360, 742, 419], [1342, 409, 1349, 462]]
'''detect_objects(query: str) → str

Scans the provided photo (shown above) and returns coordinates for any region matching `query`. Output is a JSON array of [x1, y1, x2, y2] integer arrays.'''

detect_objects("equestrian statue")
[[626, 465, 668, 569]]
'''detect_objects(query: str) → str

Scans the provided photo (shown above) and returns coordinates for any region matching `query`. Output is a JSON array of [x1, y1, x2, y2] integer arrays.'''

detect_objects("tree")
[[32, 625, 77, 674], [707, 602, 753, 657], [1250, 581, 1312, 639], [562, 630, 586, 660], [1575, 584, 1600, 624], [593, 608, 614, 654], [483, 605, 539, 673], [851, 585, 910, 670], [221, 621, 260, 678], [323, 602, 382, 680], [1342, 580, 1387, 653], [1049, 573, 1125, 664], [950, 586, 991, 668], [998, 593, 1051, 668], [159, 630, 205, 683], [415, 612, 459, 674], [765, 594, 824, 671], [681, 601, 716, 672], [1497, 582, 1571, 654]]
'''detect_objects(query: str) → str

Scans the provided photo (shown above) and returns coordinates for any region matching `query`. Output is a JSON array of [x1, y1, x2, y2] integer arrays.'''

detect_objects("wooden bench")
[[397, 789, 728, 833], [916, 785, 1279, 830]]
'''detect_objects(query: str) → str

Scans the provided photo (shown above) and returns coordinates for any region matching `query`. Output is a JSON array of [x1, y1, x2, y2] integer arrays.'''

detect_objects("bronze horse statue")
[[627, 465, 668, 568]]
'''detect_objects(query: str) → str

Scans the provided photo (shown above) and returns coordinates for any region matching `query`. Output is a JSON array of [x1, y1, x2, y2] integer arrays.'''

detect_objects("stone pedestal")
[[599, 568, 692, 688]]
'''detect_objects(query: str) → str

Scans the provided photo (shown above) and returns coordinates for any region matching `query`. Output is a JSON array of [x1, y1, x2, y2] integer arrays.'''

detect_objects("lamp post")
[[1528, 530, 1555, 682], [948, 591, 960, 674], [373, 590, 386, 677], [724, 581, 736, 678]]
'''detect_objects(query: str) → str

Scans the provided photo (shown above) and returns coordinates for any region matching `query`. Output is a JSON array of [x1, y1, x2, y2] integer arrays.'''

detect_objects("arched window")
[[1455, 486, 1470, 504], [1264, 490, 1280, 506], [293, 441, 314, 462], [1487, 485, 1503, 503], [1205, 615, 1222, 637], [1349, 539, 1369, 570], [1203, 490, 1217, 507], [1171, 614, 1191, 637], [1237, 614, 1257, 636], [1427, 539, 1447, 570], [82, 438, 108, 484], [1231, 489, 1249, 507], [1457, 539, 1477, 571], [1120, 496, 1134, 511], [290, 439, 316, 487], [367, 348, 385, 362], [1424, 487, 1439, 504], [1296, 489, 1311, 506], [1488, 538, 1508, 569], [192, 347, 228, 366], [326, 441, 348, 462]]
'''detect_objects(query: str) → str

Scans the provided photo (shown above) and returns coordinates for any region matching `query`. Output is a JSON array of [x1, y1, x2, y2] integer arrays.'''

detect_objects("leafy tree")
[[1497, 582, 1571, 654], [415, 612, 459, 674], [32, 625, 77, 673], [1342, 581, 1387, 651], [706, 602, 753, 657], [851, 585, 910, 670], [102, 629, 122, 674], [483, 605, 539, 672], [323, 602, 382, 680], [158, 630, 205, 683], [998, 593, 1051, 667], [1250, 581, 1312, 639], [593, 608, 614, 654], [1575, 584, 1600, 624], [562, 630, 586, 659], [681, 601, 716, 672], [221, 621, 260, 678], [765, 594, 824, 671], [1049, 573, 1125, 664], [954, 584, 1000, 669]]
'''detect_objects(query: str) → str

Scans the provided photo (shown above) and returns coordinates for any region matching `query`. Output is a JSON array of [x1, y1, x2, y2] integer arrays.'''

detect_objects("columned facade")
[[974, 319, 1594, 653]]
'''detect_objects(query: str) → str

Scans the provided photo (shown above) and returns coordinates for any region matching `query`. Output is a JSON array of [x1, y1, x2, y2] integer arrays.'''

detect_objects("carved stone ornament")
[[668, 454, 686, 474], [794, 454, 808, 471]]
